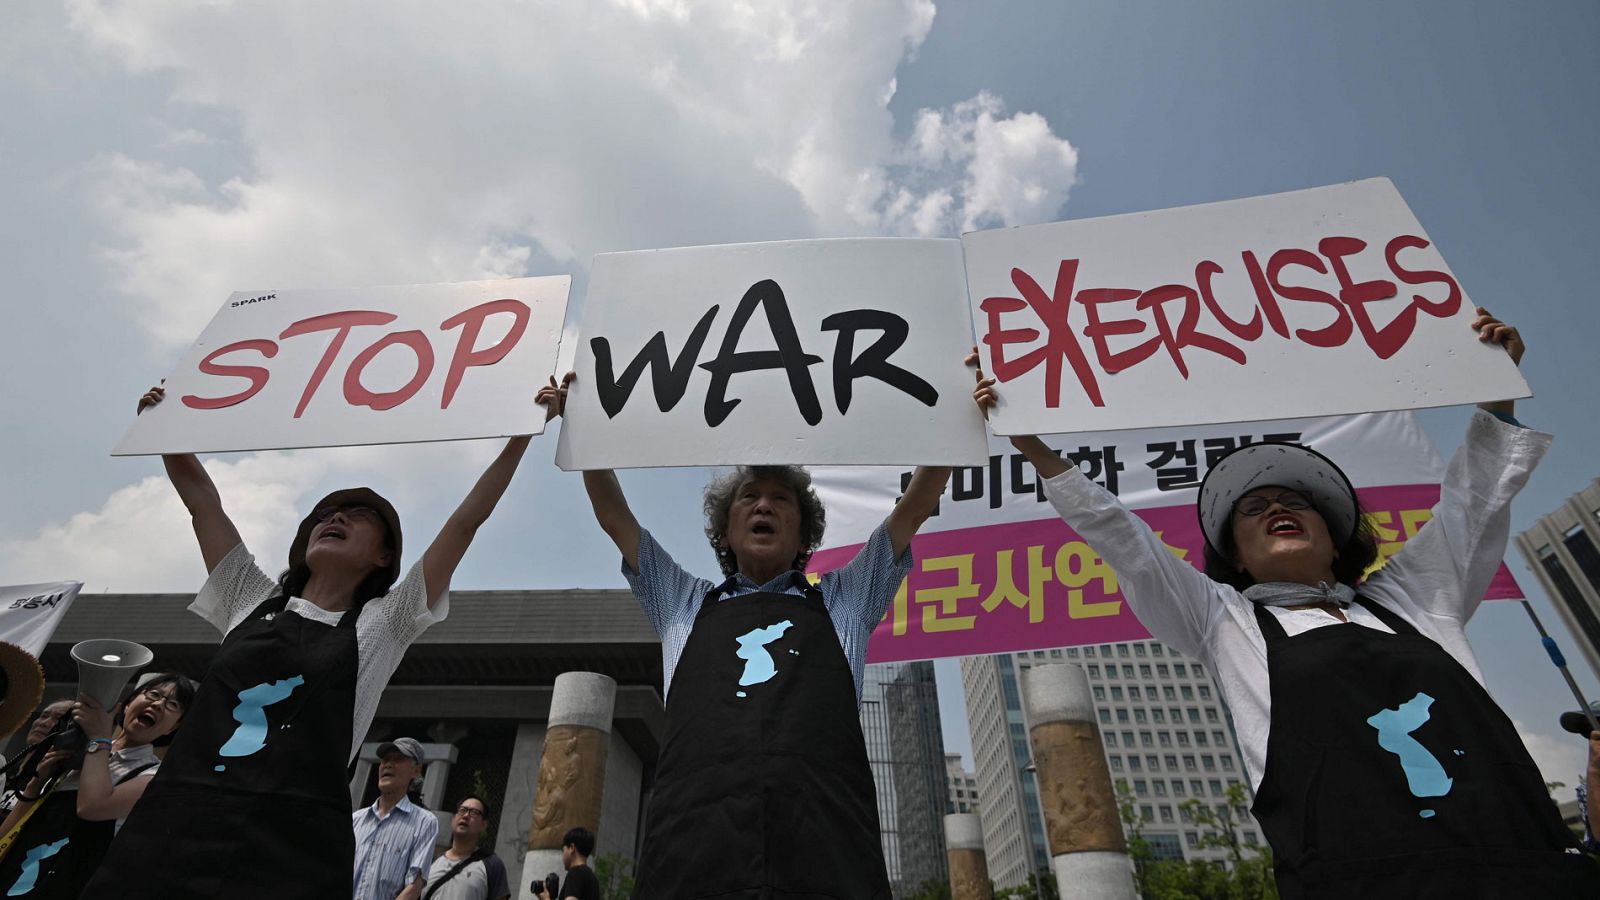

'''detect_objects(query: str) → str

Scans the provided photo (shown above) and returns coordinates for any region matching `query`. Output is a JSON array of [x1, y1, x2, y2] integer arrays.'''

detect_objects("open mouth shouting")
[[1265, 514, 1305, 537], [314, 523, 348, 545], [134, 708, 161, 729]]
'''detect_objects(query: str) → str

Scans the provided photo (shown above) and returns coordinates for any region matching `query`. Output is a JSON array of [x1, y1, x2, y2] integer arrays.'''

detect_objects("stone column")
[[945, 813, 993, 900], [1021, 663, 1136, 900], [519, 673, 615, 900]]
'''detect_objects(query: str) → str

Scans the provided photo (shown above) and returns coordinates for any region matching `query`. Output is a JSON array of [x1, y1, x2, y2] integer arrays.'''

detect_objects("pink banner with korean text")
[[807, 410, 1524, 664]]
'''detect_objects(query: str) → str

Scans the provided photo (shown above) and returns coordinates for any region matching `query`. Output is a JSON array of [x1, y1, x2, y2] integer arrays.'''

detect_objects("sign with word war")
[[807, 410, 1524, 664], [114, 277, 571, 455], [964, 178, 1531, 435], [556, 238, 989, 469]]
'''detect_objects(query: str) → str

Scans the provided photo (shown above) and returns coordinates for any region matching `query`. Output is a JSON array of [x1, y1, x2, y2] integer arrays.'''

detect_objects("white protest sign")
[[114, 277, 571, 455], [556, 239, 989, 469], [0, 582, 81, 656], [963, 178, 1530, 435]]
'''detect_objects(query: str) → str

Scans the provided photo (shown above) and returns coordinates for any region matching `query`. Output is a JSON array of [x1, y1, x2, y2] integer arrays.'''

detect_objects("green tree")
[[591, 854, 636, 900], [993, 871, 1058, 900], [1116, 779, 1277, 900]]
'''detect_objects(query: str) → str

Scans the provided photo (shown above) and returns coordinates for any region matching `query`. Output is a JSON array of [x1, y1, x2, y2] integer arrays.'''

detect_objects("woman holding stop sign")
[[87, 383, 539, 900]]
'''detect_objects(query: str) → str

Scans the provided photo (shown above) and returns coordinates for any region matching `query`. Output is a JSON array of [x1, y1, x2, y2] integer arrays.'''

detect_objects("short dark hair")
[[123, 672, 199, 746], [1203, 496, 1380, 591], [458, 793, 491, 820], [562, 826, 595, 857], [703, 465, 827, 577]]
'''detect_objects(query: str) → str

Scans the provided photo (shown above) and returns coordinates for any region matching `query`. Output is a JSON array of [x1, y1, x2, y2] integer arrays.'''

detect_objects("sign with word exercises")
[[114, 277, 570, 454], [964, 178, 1531, 435], [556, 239, 988, 469], [808, 410, 1523, 664]]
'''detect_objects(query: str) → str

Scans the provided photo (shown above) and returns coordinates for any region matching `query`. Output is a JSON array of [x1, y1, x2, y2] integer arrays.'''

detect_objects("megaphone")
[[70, 639, 154, 709]]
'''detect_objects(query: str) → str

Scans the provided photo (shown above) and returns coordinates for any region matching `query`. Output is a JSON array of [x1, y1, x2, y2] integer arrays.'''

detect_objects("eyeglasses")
[[455, 806, 486, 819], [312, 505, 383, 526], [140, 689, 184, 715], [1233, 490, 1314, 518]]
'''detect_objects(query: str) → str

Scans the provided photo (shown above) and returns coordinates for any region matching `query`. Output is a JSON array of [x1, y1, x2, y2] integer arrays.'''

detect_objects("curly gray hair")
[[703, 465, 827, 577]]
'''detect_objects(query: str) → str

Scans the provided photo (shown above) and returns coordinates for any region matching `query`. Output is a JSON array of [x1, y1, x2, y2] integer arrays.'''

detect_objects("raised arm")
[[138, 384, 242, 572], [887, 466, 952, 558], [421, 435, 532, 608], [537, 373, 643, 573], [70, 694, 153, 822], [969, 349, 1223, 655], [1374, 310, 1546, 622]]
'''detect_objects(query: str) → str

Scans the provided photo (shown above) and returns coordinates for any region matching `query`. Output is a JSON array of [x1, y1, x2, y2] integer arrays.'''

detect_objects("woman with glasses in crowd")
[[85, 384, 539, 900], [974, 310, 1594, 897], [0, 674, 195, 899]]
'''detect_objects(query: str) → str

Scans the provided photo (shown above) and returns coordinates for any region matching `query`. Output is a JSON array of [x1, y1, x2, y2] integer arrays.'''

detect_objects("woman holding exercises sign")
[[977, 309, 1595, 898], [85, 385, 536, 900]]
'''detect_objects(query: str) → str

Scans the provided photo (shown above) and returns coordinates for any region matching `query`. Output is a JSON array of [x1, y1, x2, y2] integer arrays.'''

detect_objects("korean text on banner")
[[963, 178, 1530, 436], [808, 411, 1524, 664], [556, 238, 989, 470], [0, 582, 82, 657], [113, 277, 571, 455]]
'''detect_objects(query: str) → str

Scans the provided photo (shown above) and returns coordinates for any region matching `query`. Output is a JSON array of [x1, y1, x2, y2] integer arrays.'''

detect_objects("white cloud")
[[1, 453, 325, 592], [1513, 718, 1587, 805], [22, 0, 1081, 592]]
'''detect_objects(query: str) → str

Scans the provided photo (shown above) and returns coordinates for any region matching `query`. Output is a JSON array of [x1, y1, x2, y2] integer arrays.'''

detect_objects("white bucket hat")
[[1197, 441, 1359, 558]]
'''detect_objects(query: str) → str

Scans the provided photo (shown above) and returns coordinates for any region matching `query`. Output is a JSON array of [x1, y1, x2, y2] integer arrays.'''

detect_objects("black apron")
[[84, 592, 361, 899], [632, 586, 891, 900], [0, 760, 155, 899], [1249, 598, 1598, 898]]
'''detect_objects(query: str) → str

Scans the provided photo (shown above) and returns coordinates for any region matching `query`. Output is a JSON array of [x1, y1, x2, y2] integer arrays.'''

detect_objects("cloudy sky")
[[5, 1, 1599, 795]]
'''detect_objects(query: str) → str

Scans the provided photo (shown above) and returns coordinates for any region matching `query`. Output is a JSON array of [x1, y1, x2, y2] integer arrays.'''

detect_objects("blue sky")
[[3, 0, 1598, 791]]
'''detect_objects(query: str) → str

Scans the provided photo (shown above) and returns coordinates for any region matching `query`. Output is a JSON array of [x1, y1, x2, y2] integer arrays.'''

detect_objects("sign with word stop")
[[113, 277, 570, 454], [964, 178, 1531, 435]]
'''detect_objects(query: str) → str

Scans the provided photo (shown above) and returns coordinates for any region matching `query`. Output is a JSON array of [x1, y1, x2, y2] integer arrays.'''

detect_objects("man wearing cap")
[[1558, 702, 1600, 854], [354, 737, 440, 900], [976, 311, 1595, 895]]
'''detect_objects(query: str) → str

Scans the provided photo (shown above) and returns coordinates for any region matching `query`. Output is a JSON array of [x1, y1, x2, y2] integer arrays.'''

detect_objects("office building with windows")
[[946, 752, 979, 814], [1515, 479, 1600, 683], [861, 661, 950, 897], [963, 642, 1261, 888]]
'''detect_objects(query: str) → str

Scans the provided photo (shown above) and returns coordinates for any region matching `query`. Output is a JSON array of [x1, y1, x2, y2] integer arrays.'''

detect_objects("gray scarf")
[[1243, 580, 1355, 609]]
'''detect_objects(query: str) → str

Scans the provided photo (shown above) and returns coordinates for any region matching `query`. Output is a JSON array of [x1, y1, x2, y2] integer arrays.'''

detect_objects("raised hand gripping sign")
[[556, 238, 988, 469], [114, 277, 570, 455], [964, 178, 1531, 435]]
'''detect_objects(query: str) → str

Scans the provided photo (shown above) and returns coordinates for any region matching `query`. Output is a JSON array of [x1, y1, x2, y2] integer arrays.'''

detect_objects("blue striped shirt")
[[623, 521, 912, 704], [352, 795, 439, 900]]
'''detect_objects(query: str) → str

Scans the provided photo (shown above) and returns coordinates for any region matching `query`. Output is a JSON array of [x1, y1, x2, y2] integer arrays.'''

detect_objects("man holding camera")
[[531, 827, 599, 900]]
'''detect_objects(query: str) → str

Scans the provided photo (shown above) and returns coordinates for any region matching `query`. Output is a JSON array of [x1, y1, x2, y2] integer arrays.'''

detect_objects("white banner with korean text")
[[0, 582, 81, 657], [807, 411, 1524, 663]]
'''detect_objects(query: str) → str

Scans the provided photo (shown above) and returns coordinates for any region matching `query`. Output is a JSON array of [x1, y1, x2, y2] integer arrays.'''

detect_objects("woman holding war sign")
[[976, 309, 1596, 897], [538, 373, 951, 900], [84, 384, 539, 899]]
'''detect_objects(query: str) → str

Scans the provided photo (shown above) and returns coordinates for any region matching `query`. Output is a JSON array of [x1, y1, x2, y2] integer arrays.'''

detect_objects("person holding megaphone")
[[85, 382, 537, 900], [0, 672, 194, 900]]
